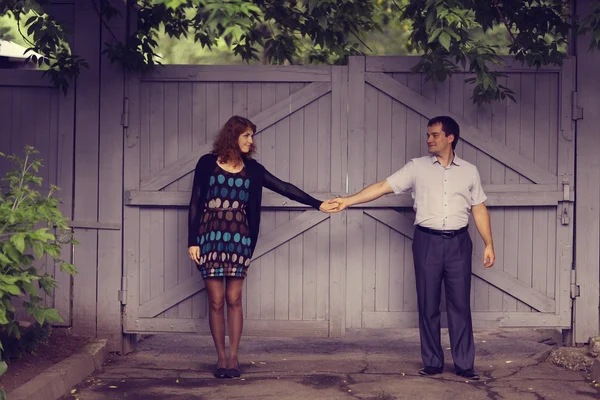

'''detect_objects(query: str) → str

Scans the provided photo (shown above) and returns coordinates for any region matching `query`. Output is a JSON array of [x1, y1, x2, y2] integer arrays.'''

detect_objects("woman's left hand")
[[319, 200, 341, 213]]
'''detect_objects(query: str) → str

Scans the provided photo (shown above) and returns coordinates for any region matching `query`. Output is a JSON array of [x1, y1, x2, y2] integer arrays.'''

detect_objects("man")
[[331, 116, 494, 380]]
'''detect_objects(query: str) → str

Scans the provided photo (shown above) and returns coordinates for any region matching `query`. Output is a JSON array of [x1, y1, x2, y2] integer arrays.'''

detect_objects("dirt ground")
[[0, 327, 89, 394]]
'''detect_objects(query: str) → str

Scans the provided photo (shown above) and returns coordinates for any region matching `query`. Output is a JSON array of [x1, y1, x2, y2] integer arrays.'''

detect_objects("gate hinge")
[[118, 276, 128, 305], [120, 97, 130, 128], [572, 91, 583, 121], [570, 269, 580, 299]]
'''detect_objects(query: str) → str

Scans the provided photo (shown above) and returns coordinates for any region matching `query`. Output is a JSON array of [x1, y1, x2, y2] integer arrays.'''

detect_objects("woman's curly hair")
[[211, 115, 257, 163]]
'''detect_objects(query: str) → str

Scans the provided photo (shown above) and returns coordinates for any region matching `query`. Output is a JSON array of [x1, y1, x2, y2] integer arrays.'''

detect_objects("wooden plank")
[[361, 312, 568, 329], [95, 3, 126, 347], [288, 83, 305, 321], [0, 70, 54, 87], [53, 87, 74, 322], [361, 84, 378, 316], [123, 71, 142, 331], [69, 221, 121, 230], [140, 81, 332, 191], [365, 209, 555, 312], [556, 58, 575, 330], [365, 72, 558, 184], [343, 56, 362, 328], [375, 89, 392, 312], [328, 66, 348, 336], [302, 98, 319, 321], [574, 1, 600, 341], [127, 318, 329, 337], [126, 188, 570, 208], [259, 83, 276, 320], [72, 1, 100, 337], [316, 93, 331, 322], [148, 83, 165, 305], [177, 82, 194, 319], [139, 83, 152, 308], [163, 82, 180, 319], [503, 73, 522, 312], [365, 56, 563, 73], [142, 65, 332, 82], [139, 275, 205, 317], [273, 84, 291, 321]]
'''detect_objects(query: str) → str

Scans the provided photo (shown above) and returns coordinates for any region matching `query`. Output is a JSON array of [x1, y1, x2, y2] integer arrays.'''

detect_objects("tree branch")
[[492, 0, 517, 44]]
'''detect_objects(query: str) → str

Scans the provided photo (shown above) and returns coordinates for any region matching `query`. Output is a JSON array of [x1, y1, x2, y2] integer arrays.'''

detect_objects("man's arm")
[[471, 202, 495, 268], [331, 180, 394, 211]]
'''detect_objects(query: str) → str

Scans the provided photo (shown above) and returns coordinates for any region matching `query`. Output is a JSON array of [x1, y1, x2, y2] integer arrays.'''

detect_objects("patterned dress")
[[196, 164, 253, 278]]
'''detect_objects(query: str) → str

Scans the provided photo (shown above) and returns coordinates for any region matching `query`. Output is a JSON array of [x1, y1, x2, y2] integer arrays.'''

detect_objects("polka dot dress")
[[196, 164, 252, 278]]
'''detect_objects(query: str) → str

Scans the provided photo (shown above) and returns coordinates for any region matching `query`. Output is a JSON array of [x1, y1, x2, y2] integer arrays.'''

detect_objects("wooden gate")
[[123, 66, 348, 337], [345, 56, 575, 330], [122, 57, 575, 338]]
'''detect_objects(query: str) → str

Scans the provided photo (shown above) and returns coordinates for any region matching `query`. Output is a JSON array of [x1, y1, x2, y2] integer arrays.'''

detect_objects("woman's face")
[[238, 127, 254, 154]]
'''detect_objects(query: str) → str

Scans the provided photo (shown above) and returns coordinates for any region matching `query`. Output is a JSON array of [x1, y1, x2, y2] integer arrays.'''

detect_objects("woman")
[[188, 115, 336, 379]]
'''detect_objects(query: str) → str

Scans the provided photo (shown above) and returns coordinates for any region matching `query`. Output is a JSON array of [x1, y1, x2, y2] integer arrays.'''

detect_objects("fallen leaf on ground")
[[259, 362, 267, 364], [251, 361, 255, 364], [71, 389, 77, 394], [176, 379, 180, 383], [401, 373, 405, 376], [505, 361, 512, 364], [109, 386, 118, 389]]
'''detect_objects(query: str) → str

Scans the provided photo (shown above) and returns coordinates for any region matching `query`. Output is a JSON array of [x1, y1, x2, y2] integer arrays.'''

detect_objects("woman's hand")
[[188, 246, 200, 264]]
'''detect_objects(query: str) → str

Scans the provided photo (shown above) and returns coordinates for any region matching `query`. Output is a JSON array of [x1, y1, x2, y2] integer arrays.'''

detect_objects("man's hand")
[[483, 244, 495, 268], [326, 197, 349, 212], [188, 246, 200, 264]]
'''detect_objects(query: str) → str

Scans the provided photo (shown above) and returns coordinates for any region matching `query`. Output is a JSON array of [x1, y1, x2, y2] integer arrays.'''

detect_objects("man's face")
[[426, 123, 453, 155]]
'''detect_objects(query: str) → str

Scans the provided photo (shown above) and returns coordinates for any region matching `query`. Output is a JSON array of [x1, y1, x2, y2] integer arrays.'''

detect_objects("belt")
[[417, 225, 468, 239]]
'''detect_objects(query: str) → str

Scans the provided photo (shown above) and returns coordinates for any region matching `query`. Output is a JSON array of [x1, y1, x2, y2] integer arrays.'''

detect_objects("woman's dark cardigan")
[[188, 154, 323, 255]]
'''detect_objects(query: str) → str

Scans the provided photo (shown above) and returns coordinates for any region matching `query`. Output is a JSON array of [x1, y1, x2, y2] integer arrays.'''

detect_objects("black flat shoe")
[[213, 367, 228, 379], [456, 369, 480, 380], [227, 367, 241, 378], [419, 366, 443, 376]]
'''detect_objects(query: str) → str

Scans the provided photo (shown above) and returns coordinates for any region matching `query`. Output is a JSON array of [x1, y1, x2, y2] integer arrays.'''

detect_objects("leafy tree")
[[1, 0, 600, 104]]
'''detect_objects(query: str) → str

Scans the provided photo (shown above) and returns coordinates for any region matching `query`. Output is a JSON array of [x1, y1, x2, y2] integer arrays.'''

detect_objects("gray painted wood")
[[575, 0, 600, 342], [97, 1, 126, 348], [72, 1, 101, 337]]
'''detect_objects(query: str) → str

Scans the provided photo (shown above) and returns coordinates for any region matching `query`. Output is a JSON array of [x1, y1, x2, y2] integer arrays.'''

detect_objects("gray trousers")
[[412, 227, 475, 371]]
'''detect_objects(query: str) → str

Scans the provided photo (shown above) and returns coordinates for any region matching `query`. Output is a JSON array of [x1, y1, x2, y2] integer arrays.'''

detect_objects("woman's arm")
[[262, 168, 328, 210]]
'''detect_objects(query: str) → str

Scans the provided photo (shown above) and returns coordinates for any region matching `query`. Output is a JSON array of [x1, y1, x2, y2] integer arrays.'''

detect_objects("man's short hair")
[[428, 116, 460, 150]]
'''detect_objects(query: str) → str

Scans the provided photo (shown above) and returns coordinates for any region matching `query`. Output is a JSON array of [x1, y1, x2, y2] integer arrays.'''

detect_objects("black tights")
[[205, 277, 244, 369]]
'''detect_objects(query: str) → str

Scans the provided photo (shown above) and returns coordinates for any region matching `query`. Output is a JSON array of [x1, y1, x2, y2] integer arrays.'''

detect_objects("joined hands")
[[319, 197, 349, 213]]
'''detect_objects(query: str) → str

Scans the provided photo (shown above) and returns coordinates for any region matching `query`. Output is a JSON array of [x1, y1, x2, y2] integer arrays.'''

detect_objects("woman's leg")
[[225, 277, 244, 369], [205, 278, 227, 368]]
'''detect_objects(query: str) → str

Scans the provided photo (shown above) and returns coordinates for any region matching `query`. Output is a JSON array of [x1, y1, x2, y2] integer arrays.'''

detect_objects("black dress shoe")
[[227, 367, 241, 378], [418, 366, 443, 376], [456, 369, 480, 380], [213, 367, 228, 379]]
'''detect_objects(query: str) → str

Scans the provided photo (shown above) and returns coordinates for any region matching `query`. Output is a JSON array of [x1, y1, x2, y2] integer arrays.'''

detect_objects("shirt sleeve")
[[262, 168, 322, 210], [471, 168, 487, 206], [187, 159, 204, 247], [386, 160, 415, 195]]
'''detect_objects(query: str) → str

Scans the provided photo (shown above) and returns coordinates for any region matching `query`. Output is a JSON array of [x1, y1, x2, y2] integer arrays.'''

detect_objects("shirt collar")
[[430, 154, 462, 166]]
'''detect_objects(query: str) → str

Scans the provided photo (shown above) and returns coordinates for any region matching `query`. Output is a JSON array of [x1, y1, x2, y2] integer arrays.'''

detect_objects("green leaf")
[[30, 228, 55, 243], [32, 307, 63, 325], [0, 253, 11, 267], [0, 304, 9, 325], [22, 281, 39, 297], [0, 283, 22, 296], [10, 233, 26, 254], [0, 361, 7, 377], [439, 32, 451, 51]]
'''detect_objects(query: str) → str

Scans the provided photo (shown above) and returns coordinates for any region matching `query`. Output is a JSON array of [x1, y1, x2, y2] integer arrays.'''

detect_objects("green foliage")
[[1, 1, 600, 104], [0, 146, 77, 365]]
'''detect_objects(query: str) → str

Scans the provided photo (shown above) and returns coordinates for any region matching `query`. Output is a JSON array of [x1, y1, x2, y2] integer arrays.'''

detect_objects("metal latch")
[[570, 269, 580, 299], [560, 175, 571, 225], [118, 276, 128, 305]]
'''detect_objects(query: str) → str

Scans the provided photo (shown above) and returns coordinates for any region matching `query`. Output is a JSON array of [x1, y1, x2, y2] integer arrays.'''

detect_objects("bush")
[[0, 146, 78, 397]]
